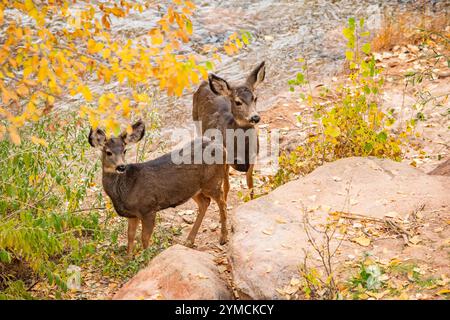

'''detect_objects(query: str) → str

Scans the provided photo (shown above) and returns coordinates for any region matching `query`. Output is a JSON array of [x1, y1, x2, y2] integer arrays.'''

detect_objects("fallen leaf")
[[352, 236, 371, 247], [290, 278, 301, 287], [275, 217, 287, 224], [196, 273, 209, 279], [437, 289, 450, 295], [350, 199, 359, 206], [307, 205, 319, 212], [276, 288, 285, 295], [285, 285, 298, 295], [262, 228, 273, 235], [217, 265, 227, 274], [367, 290, 388, 299], [409, 235, 422, 245]]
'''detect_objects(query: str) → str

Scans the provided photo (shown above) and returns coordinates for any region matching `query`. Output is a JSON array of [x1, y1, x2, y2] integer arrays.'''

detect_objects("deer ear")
[[121, 120, 145, 145], [208, 74, 231, 96], [246, 61, 265, 90], [88, 128, 106, 148]]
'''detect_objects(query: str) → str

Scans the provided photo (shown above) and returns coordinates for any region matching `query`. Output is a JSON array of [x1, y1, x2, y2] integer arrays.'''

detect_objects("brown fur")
[[192, 61, 265, 198], [89, 122, 228, 253]]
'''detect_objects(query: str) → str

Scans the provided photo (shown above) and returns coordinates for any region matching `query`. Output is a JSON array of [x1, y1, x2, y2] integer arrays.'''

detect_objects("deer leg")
[[223, 164, 230, 202], [185, 193, 210, 248], [127, 217, 139, 255], [246, 164, 255, 199], [216, 196, 228, 245], [141, 213, 156, 250]]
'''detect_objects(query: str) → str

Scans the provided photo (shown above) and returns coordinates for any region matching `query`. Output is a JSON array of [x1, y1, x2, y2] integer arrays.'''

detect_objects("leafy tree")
[[0, 0, 247, 142]]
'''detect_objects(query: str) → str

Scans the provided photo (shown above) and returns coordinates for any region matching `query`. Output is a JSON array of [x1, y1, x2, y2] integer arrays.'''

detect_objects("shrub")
[[269, 18, 411, 188], [0, 111, 102, 299]]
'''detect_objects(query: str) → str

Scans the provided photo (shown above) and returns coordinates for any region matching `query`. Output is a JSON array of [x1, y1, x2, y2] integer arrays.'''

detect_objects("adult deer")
[[193, 61, 266, 198], [89, 120, 228, 254]]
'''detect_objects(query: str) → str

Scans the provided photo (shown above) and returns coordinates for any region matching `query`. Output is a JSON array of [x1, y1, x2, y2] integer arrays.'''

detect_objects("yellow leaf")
[[8, 127, 21, 145], [122, 98, 130, 117], [437, 289, 450, 295], [30, 135, 48, 147], [191, 71, 199, 84], [275, 217, 287, 224], [80, 85, 93, 101], [102, 48, 111, 59], [408, 235, 422, 245], [352, 236, 371, 247]]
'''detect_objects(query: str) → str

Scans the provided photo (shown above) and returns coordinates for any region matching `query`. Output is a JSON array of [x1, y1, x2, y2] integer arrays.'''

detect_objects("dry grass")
[[372, 5, 449, 51]]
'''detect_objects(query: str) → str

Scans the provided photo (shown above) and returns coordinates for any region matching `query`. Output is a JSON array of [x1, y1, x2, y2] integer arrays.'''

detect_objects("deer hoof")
[[184, 240, 195, 248]]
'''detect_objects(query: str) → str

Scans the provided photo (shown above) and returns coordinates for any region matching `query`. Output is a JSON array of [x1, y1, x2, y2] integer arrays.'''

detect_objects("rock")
[[229, 157, 450, 299], [209, 222, 218, 231], [182, 215, 195, 224], [428, 159, 450, 176], [113, 245, 232, 300]]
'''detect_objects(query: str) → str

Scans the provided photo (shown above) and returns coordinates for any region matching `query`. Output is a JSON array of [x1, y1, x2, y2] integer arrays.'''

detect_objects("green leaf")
[[296, 72, 304, 83], [364, 142, 373, 152], [377, 131, 387, 142], [205, 61, 213, 70], [348, 17, 356, 30], [0, 249, 11, 263]]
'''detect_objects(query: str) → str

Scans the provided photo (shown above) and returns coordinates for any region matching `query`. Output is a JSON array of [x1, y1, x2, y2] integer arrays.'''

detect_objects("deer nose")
[[250, 115, 260, 124], [116, 165, 126, 173]]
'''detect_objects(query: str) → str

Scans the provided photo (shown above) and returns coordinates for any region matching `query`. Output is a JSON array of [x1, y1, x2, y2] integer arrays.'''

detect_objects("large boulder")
[[429, 159, 450, 176], [229, 157, 450, 299], [113, 244, 232, 300]]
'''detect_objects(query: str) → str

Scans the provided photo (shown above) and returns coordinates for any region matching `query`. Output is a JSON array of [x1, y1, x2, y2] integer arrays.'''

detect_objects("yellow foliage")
[[0, 0, 248, 143]]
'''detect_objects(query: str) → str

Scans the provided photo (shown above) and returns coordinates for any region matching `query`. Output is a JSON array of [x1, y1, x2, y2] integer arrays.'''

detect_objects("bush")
[[0, 111, 103, 299], [269, 18, 411, 188]]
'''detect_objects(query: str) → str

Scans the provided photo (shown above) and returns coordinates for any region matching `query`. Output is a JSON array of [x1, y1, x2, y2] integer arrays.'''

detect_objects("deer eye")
[[254, 97, 258, 103], [123, 149, 127, 155], [106, 151, 113, 156]]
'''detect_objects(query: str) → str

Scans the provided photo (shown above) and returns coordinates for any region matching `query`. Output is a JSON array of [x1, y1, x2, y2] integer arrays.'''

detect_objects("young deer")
[[89, 120, 228, 254], [192, 61, 266, 198]]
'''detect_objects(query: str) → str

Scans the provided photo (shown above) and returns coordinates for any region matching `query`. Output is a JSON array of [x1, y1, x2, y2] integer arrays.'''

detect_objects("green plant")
[[0, 111, 104, 298], [350, 262, 384, 291], [270, 18, 411, 188]]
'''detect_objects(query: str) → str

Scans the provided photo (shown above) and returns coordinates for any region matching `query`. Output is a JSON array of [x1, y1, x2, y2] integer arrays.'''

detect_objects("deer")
[[88, 120, 228, 254], [192, 61, 266, 199]]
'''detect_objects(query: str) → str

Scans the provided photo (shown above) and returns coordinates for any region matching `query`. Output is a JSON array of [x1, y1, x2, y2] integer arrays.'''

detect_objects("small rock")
[[209, 223, 218, 231], [183, 215, 195, 224]]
